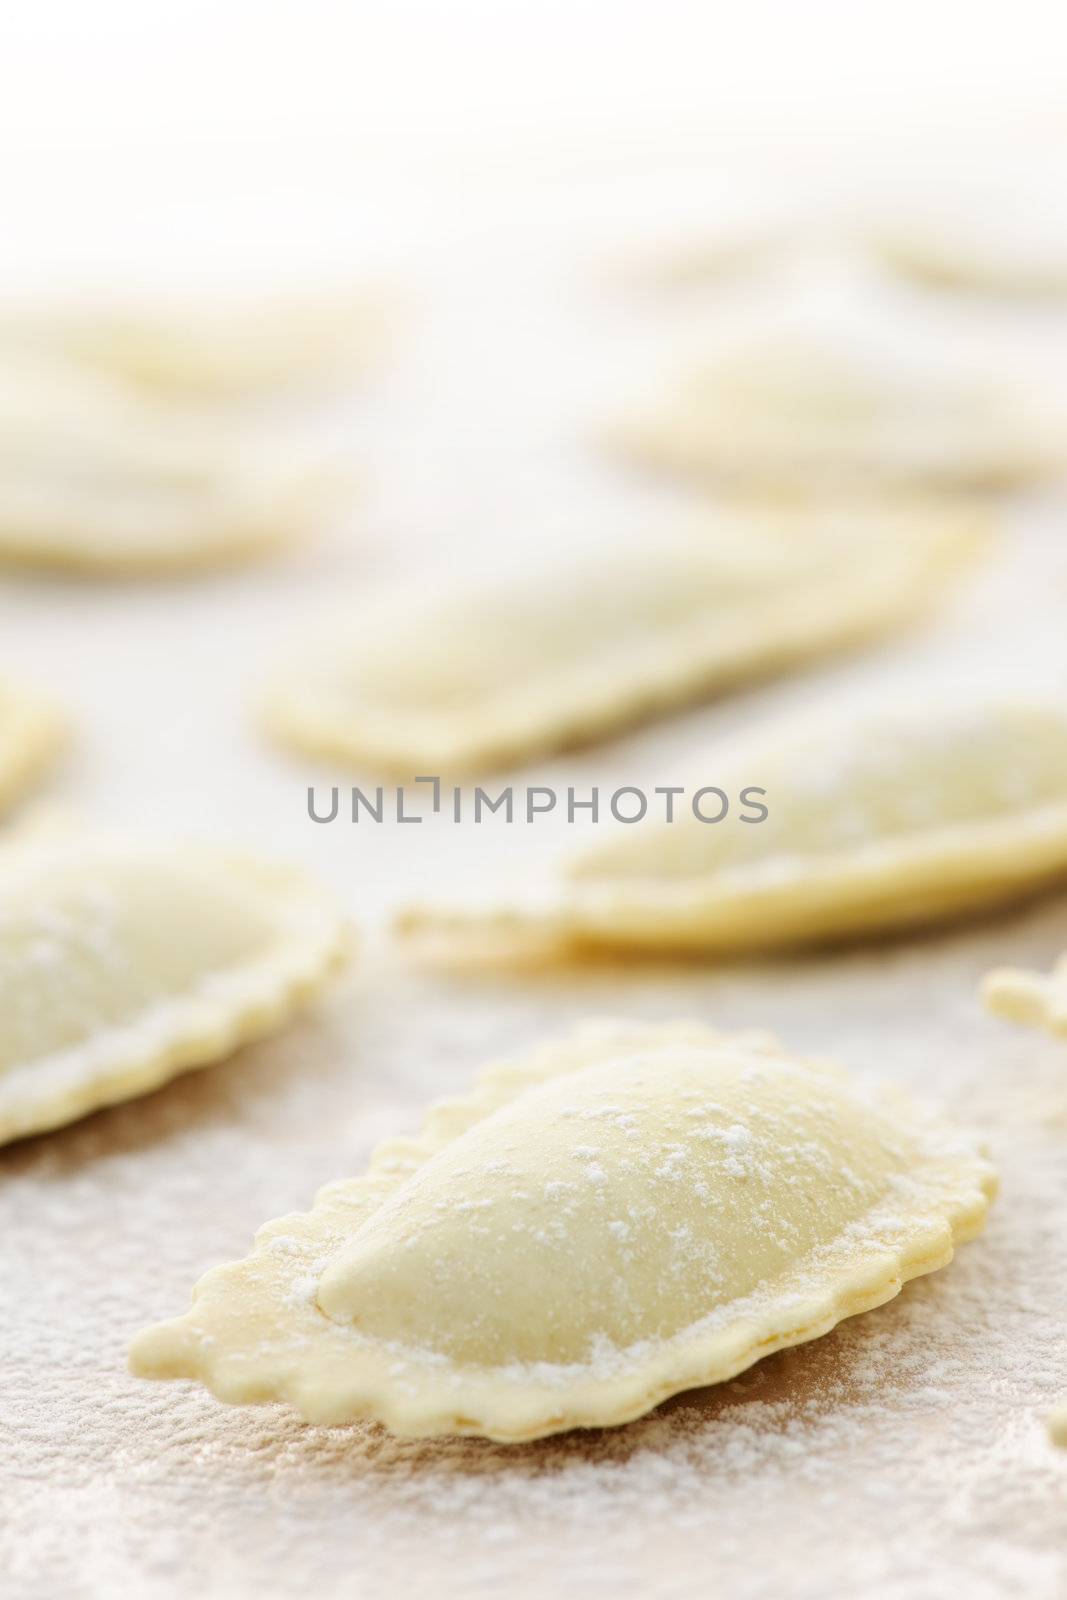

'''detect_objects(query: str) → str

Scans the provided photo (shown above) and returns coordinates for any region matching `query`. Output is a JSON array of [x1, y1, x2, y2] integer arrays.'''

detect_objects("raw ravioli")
[[2, 286, 381, 396], [0, 678, 65, 815], [872, 180, 1067, 298], [621, 208, 795, 290], [262, 500, 986, 774], [984, 952, 1067, 1038], [0, 359, 333, 572], [0, 830, 349, 1143], [397, 697, 1067, 960], [614, 332, 1062, 489], [130, 1019, 995, 1441]]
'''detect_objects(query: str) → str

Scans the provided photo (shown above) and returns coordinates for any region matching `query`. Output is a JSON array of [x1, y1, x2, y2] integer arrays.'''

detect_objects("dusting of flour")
[[5, 183, 1067, 1600]]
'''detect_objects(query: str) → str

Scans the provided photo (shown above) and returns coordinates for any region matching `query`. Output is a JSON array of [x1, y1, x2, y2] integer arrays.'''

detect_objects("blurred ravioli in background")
[[0, 283, 386, 398], [0, 357, 341, 573], [984, 950, 1067, 1039], [397, 695, 1067, 962], [0, 678, 65, 817], [609, 197, 805, 292], [612, 325, 1067, 491], [0, 824, 350, 1145], [869, 168, 1067, 299], [260, 499, 989, 775]]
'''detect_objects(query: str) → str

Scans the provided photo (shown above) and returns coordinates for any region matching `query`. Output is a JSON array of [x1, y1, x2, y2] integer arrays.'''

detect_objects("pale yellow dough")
[[397, 697, 1067, 961], [262, 500, 986, 774], [2, 286, 381, 396], [983, 953, 1067, 1038], [614, 333, 1063, 489], [875, 227, 1067, 299], [871, 183, 1067, 298], [622, 215, 792, 290], [0, 359, 333, 573], [0, 831, 349, 1144], [130, 1019, 996, 1442], [0, 678, 65, 815], [974, 816, 1067, 1454]]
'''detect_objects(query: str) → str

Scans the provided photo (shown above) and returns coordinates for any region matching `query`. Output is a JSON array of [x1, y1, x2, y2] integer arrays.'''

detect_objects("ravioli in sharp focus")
[[130, 1019, 996, 1441]]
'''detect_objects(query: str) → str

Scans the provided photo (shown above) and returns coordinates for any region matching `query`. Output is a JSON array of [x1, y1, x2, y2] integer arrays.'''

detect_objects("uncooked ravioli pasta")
[[1, 285, 381, 396], [262, 500, 986, 774], [0, 678, 64, 815], [0, 829, 349, 1144], [622, 206, 794, 290], [871, 179, 1067, 298], [397, 697, 1067, 960], [613, 331, 1062, 489], [130, 1019, 996, 1442], [984, 952, 1067, 1038], [983, 958, 1067, 1447], [0, 359, 333, 572]]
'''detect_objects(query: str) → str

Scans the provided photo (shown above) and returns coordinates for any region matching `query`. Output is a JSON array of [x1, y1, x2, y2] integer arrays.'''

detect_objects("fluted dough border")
[[131, 1020, 996, 1442]]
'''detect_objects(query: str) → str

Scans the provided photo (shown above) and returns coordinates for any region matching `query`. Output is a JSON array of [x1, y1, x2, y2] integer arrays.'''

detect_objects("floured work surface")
[[4, 180, 1067, 1600], [4, 924, 1067, 1600]]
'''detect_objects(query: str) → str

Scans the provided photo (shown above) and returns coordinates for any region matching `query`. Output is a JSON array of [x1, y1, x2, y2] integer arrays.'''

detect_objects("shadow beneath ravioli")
[[317, 1323, 898, 1481], [234, 1263, 987, 1486]]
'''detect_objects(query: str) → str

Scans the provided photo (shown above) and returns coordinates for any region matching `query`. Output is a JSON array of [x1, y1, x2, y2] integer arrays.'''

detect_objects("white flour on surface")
[[3, 164, 1067, 1599], [4, 923, 1067, 1600]]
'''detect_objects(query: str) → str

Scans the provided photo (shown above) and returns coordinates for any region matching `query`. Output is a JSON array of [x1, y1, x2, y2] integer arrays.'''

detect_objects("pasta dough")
[[0, 359, 333, 572], [262, 500, 986, 774], [871, 182, 1067, 298], [0, 830, 349, 1144], [613, 332, 1062, 489], [622, 211, 794, 290], [983, 952, 1067, 1038], [2, 286, 381, 396], [397, 697, 1067, 960], [130, 1019, 996, 1442], [0, 678, 65, 815]]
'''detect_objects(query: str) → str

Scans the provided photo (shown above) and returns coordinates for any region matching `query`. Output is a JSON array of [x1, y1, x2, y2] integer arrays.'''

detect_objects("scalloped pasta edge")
[[0, 851, 352, 1144], [130, 1020, 997, 1442]]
